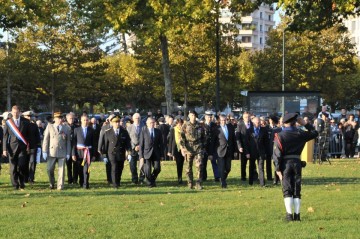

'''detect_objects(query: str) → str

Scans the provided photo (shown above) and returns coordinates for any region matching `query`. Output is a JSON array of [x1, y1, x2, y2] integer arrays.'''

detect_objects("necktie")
[[16, 119, 19, 127], [116, 129, 119, 136], [255, 128, 259, 137], [223, 126, 228, 140], [151, 130, 154, 142], [136, 125, 140, 135], [57, 125, 60, 133]]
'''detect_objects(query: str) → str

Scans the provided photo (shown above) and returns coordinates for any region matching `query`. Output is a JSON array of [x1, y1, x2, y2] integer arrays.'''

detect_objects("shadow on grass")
[[303, 177, 360, 185]]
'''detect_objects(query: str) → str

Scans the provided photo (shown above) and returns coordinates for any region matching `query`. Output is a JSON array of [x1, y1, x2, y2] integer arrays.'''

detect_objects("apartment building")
[[344, 16, 360, 57], [220, 3, 276, 50]]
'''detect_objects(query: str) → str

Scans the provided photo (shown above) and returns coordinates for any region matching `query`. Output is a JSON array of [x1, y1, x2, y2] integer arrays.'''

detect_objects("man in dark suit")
[[139, 117, 164, 187], [236, 112, 252, 181], [90, 117, 101, 161], [102, 115, 131, 188], [22, 111, 40, 184], [98, 116, 112, 184], [213, 114, 237, 188], [2, 105, 31, 190], [72, 114, 94, 189], [158, 117, 170, 161], [65, 112, 78, 184], [246, 116, 268, 186]]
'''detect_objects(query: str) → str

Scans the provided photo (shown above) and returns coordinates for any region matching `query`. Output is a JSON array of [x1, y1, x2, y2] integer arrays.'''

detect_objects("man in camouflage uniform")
[[180, 110, 206, 190], [316, 112, 330, 161]]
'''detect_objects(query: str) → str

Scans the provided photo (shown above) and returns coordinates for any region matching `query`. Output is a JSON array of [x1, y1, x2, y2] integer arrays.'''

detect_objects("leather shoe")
[[294, 213, 301, 221], [285, 213, 293, 222]]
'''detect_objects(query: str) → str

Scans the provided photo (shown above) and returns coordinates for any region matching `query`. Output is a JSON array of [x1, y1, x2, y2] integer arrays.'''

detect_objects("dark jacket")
[[72, 126, 94, 158], [102, 127, 131, 159], [236, 121, 252, 152], [246, 126, 268, 159], [3, 117, 30, 155], [139, 127, 164, 160], [213, 123, 237, 158]]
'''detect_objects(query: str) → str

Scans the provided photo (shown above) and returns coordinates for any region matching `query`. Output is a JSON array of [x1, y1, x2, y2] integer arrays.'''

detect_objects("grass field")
[[0, 158, 359, 239]]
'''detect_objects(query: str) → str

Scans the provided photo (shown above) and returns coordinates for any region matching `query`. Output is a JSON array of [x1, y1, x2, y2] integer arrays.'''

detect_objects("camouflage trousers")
[[185, 153, 203, 184]]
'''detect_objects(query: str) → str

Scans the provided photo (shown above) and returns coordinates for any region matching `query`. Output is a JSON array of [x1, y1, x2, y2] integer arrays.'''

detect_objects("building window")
[[260, 12, 263, 19], [242, 36, 251, 43], [260, 37, 263, 45], [260, 25, 263, 32], [268, 15, 271, 21]]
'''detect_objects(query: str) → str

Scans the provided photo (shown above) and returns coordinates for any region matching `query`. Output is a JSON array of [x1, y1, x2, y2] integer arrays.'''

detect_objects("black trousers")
[[75, 159, 90, 188], [217, 151, 232, 185], [144, 154, 161, 185], [265, 155, 273, 180], [281, 158, 302, 198], [240, 153, 248, 180], [28, 149, 37, 182], [257, 157, 265, 186], [173, 148, 184, 181], [109, 153, 125, 188], [66, 158, 75, 183], [105, 160, 112, 184], [9, 149, 27, 189]]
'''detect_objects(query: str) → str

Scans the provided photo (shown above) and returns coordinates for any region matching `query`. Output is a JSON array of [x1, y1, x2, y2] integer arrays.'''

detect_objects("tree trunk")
[[159, 34, 173, 115], [121, 32, 128, 53], [183, 69, 188, 119]]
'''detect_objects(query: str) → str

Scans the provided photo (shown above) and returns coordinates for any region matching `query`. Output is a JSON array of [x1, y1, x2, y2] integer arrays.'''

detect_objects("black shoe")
[[215, 178, 220, 182], [221, 182, 227, 188], [49, 185, 55, 190], [294, 213, 301, 221], [178, 179, 183, 185], [285, 213, 293, 222], [241, 178, 246, 182]]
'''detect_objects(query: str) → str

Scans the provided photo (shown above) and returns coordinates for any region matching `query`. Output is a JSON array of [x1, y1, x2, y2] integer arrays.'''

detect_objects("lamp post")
[[281, 29, 285, 116], [215, 0, 221, 112], [5, 30, 11, 111]]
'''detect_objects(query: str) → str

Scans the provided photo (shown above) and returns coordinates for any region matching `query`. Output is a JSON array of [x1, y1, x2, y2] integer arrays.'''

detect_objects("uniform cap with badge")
[[53, 112, 62, 118], [283, 113, 298, 124]]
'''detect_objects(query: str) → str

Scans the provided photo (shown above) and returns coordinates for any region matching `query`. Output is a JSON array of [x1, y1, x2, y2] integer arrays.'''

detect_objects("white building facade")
[[344, 16, 360, 57], [220, 3, 276, 50]]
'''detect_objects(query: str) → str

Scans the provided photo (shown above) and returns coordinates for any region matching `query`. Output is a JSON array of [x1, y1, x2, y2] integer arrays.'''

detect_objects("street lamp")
[[215, 0, 221, 112], [281, 29, 285, 116]]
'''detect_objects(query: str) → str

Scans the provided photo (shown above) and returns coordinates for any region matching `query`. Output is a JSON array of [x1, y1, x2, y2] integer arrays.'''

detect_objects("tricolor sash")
[[6, 119, 28, 146], [77, 144, 92, 172]]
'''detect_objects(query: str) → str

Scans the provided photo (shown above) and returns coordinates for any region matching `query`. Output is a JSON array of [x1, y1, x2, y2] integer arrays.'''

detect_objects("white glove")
[[66, 155, 70, 161], [127, 154, 132, 162], [43, 152, 47, 161], [103, 157, 108, 164]]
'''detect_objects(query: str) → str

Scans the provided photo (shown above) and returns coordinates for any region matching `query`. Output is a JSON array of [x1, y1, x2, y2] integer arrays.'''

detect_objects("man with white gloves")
[[42, 112, 71, 190]]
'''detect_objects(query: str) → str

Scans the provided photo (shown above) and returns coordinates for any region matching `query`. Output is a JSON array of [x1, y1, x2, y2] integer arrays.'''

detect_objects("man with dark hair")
[[273, 113, 318, 222], [213, 114, 236, 188], [72, 114, 94, 189], [2, 105, 31, 190]]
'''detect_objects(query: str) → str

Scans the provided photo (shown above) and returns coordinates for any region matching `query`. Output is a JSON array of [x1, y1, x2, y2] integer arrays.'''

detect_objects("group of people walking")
[[1, 105, 324, 221]]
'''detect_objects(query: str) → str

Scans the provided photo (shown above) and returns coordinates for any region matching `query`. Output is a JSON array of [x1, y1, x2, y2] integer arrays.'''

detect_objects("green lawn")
[[0, 159, 359, 239]]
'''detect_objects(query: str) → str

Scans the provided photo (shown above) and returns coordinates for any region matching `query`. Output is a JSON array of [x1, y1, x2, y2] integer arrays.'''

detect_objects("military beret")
[[189, 110, 198, 116], [269, 115, 279, 124], [283, 113, 298, 124], [53, 112, 62, 118]]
